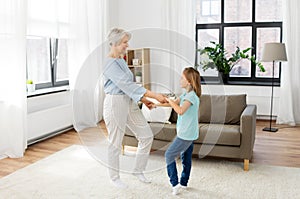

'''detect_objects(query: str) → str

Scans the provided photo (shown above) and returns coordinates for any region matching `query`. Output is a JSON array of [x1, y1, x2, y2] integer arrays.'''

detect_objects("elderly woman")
[[103, 28, 167, 188]]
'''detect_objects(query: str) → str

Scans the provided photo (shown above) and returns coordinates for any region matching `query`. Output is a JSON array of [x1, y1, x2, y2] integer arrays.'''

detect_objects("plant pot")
[[219, 72, 229, 84], [135, 76, 142, 83], [27, 84, 35, 92]]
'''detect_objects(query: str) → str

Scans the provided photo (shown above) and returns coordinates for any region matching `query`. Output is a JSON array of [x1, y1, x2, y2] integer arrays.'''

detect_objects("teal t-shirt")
[[176, 91, 200, 141]]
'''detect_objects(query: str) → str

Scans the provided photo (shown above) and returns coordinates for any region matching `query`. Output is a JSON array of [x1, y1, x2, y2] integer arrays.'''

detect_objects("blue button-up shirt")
[[103, 58, 146, 103]]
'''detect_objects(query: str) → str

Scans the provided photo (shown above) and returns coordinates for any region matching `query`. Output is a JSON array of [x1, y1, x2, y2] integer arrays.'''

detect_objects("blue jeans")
[[165, 136, 194, 187]]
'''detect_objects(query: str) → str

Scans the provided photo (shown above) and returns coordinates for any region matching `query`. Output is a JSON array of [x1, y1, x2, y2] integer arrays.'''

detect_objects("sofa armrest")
[[240, 104, 257, 159]]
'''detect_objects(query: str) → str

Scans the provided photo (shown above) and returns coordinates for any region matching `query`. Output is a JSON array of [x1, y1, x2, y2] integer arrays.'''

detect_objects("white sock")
[[111, 178, 127, 189], [132, 173, 151, 183], [172, 184, 181, 195]]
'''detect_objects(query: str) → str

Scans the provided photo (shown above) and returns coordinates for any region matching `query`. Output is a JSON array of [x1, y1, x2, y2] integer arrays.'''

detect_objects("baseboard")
[[257, 115, 277, 120], [27, 125, 74, 145]]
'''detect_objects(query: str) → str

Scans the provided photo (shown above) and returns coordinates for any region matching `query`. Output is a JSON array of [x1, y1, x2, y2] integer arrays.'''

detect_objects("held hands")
[[155, 93, 168, 103], [140, 91, 169, 109], [141, 97, 156, 110], [165, 97, 174, 107], [164, 96, 179, 108]]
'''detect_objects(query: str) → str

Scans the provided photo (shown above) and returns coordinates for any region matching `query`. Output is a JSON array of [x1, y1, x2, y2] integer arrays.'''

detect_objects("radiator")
[[27, 104, 73, 144]]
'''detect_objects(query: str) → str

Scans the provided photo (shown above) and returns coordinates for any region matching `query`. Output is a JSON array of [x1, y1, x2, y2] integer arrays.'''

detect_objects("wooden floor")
[[0, 120, 300, 178]]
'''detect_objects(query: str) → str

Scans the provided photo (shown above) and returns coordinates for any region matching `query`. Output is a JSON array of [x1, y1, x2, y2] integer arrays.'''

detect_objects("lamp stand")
[[263, 60, 278, 132]]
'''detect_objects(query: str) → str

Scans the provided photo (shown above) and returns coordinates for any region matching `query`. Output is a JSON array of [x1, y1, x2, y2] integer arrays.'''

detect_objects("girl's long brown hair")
[[183, 67, 202, 97]]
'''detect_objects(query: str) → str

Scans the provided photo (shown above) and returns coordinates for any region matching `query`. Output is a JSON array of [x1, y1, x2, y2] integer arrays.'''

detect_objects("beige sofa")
[[123, 94, 256, 171]]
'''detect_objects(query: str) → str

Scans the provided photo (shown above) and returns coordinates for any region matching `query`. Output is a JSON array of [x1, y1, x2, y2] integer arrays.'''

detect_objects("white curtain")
[[0, 0, 27, 158], [27, 0, 70, 38], [68, 0, 109, 131], [161, 0, 196, 93], [277, 0, 300, 125]]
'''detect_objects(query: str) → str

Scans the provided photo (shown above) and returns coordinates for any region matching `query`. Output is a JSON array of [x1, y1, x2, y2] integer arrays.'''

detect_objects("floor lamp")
[[261, 43, 287, 132]]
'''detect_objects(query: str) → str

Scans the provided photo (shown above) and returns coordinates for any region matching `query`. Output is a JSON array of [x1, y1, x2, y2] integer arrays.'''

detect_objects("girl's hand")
[[165, 97, 175, 104]]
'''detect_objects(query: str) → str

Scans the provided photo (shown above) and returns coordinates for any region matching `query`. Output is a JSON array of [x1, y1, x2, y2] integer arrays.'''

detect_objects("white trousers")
[[103, 94, 153, 180]]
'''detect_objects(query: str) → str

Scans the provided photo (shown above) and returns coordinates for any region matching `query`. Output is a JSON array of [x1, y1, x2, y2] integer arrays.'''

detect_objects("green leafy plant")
[[26, 80, 33, 84], [199, 41, 265, 75], [135, 71, 142, 76]]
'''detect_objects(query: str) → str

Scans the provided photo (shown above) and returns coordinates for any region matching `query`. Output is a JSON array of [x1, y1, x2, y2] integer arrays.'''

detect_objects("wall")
[[201, 85, 280, 117], [118, 0, 163, 30]]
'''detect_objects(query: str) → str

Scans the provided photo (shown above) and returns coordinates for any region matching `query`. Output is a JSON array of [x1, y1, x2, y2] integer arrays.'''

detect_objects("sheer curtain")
[[27, 0, 70, 38], [161, 0, 196, 93], [0, 0, 27, 158], [277, 0, 300, 125], [68, 0, 109, 131]]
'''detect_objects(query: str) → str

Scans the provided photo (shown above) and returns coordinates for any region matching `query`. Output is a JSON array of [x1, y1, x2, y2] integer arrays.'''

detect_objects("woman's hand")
[[144, 90, 168, 104], [141, 97, 156, 110], [155, 93, 168, 103]]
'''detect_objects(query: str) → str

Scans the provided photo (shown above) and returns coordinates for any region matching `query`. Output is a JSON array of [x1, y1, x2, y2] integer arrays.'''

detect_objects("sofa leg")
[[121, 145, 125, 155], [244, 159, 249, 171]]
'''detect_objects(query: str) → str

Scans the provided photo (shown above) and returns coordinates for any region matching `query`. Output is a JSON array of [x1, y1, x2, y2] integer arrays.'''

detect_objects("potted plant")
[[135, 71, 142, 83], [199, 41, 265, 82], [26, 79, 35, 92]]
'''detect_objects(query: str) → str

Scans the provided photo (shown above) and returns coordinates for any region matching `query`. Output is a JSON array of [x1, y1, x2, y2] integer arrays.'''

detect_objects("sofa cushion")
[[125, 123, 177, 142], [195, 123, 241, 146], [149, 123, 177, 141], [225, 94, 246, 124], [199, 95, 226, 123], [199, 94, 246, 124], [126, 123, 240, 146]]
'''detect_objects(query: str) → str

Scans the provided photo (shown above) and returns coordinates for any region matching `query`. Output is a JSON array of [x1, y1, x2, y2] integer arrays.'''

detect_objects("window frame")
[[26, 37, 69, 90], [196, 0, 283, 85], [201, 0, 220, 17]]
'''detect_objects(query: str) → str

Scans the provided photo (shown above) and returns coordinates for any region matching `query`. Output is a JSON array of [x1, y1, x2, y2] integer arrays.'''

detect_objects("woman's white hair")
[[107, 28, 131, 46]]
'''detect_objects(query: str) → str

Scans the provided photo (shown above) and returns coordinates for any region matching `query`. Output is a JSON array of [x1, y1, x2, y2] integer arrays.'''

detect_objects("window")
[[26, 0, 70, 90], [26, 36, 69, 89], [197, 0, 221, 24], [196, 0, 283, 84]]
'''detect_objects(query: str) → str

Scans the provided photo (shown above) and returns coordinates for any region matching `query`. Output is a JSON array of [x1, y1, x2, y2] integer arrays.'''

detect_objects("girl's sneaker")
[[172, 184, 181, 195]]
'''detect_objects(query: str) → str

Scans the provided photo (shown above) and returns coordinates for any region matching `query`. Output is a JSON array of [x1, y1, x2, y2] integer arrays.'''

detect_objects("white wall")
[[202, 85, 280, 117], [118, 0, 163, 30], [116, 0, 279, 117]]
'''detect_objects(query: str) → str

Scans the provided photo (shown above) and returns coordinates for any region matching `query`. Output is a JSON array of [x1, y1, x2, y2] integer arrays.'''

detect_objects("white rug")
[[0, 145, 299, 199]]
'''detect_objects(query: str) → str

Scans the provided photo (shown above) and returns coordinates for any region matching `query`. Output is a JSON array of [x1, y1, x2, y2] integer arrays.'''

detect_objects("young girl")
[[165, 67, 201, 195]]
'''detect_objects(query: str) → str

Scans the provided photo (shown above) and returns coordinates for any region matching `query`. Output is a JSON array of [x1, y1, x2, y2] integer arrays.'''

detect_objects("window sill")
[[27, 85, 70, 98], [226, 81, 280, 87], [202, 80, 280, 87]]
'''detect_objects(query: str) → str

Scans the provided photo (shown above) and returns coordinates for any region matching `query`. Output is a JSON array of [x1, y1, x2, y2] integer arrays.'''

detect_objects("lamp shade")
[[261, 42, 288, 62]]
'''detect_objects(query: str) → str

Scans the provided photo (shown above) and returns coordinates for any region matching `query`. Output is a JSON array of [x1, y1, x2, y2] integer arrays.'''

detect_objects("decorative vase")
[[219, 72, 229, 84]]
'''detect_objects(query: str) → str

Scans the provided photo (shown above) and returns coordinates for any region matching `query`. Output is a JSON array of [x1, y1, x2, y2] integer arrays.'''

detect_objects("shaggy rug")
[[0, 145, 299, 199]]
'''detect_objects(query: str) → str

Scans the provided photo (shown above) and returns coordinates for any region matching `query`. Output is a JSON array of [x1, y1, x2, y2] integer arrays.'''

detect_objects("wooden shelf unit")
[[126, 48, 150, 90]]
